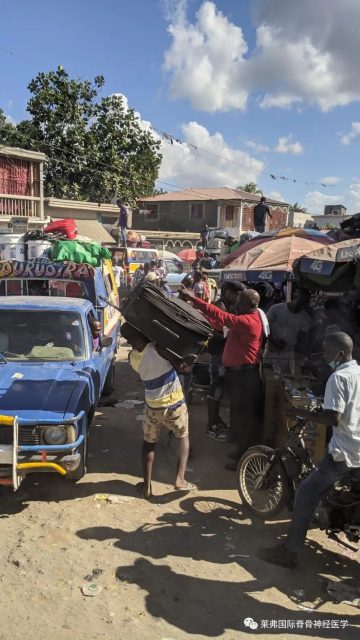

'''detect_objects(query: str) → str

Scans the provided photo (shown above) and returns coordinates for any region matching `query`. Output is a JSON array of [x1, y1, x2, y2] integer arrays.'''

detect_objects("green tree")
[[0, 109, 22, 146], [289, 202, 307, 213], [238, 182, 263, 195], [1, 67, 162, 204]]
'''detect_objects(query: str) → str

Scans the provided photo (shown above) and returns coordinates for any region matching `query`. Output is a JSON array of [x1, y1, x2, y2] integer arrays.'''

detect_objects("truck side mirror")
[[101, 336, 113, 349]]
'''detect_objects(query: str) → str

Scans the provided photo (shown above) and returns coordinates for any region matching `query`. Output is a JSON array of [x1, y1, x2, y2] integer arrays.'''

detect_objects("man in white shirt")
[[112, 257, 123, 289], [258, 331, 360, 567], [264, 289, 312, 374]]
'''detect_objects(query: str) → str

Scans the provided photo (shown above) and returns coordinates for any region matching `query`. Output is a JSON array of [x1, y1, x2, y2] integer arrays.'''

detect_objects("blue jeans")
[[120, 226, 127, 244], [285, 454, 350, 553]]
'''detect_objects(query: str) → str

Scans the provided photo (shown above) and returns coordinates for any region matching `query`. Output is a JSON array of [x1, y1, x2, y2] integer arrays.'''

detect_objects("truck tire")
[[66, 427, 88, 482], [102, 361, 115, 396]]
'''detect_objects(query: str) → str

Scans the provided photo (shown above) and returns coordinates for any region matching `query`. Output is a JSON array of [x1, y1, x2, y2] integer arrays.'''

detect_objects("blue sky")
[[1, 0, 360, 213]]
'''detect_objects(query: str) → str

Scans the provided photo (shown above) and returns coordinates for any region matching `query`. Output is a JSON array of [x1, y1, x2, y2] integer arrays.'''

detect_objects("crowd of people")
[[120, 268, 360, 568]]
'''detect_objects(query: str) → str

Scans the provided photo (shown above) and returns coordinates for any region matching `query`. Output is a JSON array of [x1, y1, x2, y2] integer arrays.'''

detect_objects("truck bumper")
[[17, 452, 81, 476]]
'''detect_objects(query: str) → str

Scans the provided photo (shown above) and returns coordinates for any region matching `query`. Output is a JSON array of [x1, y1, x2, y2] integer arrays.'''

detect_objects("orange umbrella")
[[177, 248, 197, 262], [224, 227, 334, 267], [223, 235, 325, 273]]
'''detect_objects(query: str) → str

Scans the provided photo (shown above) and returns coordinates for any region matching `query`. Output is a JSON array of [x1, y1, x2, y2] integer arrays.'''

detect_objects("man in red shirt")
[[181, 287, 266, 469]]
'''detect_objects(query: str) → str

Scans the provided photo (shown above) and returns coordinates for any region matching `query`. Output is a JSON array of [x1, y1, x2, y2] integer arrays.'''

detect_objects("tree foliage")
[[289, 202, 307, 213], [238, 182, 263, 195], [0, 67, 162, 204]]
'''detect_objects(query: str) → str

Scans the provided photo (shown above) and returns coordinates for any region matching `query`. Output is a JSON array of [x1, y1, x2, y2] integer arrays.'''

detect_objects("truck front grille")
[[0, 426, 42, 446]]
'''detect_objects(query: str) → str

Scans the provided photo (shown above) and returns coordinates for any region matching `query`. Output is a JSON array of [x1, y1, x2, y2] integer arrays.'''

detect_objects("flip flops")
[[174, 482, 198, 491]]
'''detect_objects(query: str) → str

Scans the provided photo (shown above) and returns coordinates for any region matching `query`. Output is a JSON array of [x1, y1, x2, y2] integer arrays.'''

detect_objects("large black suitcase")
[[121, 282, 212, 362]]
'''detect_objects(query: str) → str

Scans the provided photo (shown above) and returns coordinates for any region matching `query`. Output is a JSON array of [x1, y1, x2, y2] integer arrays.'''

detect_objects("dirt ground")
[[0, 342, 359, 640]]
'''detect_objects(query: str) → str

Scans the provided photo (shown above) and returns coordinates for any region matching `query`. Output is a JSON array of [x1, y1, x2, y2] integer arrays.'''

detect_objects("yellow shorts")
[[143, 403, 189, 444]]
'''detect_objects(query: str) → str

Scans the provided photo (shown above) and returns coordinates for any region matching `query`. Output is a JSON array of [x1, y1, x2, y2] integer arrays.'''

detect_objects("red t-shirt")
[[193, 298, 264, 367]]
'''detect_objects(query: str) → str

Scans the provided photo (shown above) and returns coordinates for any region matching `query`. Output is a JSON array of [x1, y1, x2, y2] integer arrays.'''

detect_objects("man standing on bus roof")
[[116, 199, 128, 245]]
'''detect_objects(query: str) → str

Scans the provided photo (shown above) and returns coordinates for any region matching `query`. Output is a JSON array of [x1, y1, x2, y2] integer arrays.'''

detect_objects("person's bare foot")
[[136, 482, 153, 499], [174, 481, 197, 491]]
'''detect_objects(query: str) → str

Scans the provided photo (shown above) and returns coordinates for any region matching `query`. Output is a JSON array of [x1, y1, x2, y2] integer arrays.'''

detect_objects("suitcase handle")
[[152, 319, 179, 340]]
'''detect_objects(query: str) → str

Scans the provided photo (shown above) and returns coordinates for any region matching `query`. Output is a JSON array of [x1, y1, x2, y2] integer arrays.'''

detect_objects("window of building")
[[190, 203, 204, 220], [225, 205, 235, 221], [146, 206, 159, 220]]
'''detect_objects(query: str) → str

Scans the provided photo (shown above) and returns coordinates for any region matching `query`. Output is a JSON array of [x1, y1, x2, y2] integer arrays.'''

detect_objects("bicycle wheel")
[[237, 446, 290, 518]]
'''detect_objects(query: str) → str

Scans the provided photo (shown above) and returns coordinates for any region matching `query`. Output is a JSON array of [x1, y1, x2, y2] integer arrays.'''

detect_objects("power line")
[[1, 125, 281, 210], [0, 40, 339, 190]]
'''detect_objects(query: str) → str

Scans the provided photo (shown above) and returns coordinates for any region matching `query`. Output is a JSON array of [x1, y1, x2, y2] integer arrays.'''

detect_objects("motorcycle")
[[237, 416, 360, 544]]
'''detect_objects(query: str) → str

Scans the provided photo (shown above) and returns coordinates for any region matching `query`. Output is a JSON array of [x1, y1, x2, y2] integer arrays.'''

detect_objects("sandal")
[[174, 482, 198, 491], [206, 427, 228, 442]]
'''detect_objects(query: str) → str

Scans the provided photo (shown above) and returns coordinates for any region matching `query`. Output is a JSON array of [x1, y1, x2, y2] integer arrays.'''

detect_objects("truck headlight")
[[43, 426, 67, 445]]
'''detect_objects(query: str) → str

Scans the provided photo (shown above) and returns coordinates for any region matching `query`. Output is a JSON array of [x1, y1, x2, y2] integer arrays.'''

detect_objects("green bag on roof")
[[50, 240, 112, 267]]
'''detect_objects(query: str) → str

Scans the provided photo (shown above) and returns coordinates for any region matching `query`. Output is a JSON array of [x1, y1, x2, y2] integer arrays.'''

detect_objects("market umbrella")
[[177, 248, 197, 263], [223, 226, 333, 267], [221, 235, 326, 285], [294, 238, 360, 290]]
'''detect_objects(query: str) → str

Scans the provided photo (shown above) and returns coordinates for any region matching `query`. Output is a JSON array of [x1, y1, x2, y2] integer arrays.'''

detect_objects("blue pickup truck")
[[0, 296, 117, 483]]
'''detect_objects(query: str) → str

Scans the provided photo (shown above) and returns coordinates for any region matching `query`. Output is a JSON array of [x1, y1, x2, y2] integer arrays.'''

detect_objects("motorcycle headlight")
[[43, 426, 67, 445]]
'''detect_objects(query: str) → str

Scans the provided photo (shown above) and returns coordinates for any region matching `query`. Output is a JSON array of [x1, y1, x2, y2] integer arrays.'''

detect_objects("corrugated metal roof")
[[139, 187, 287, 205]]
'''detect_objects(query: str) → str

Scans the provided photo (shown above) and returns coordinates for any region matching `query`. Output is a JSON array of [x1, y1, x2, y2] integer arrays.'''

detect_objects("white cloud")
[[267, 191, 284, 202], [340, 122, 360, 145], [244, 139, 270, 154], [110, 92, 263, 188], [321, 176, 341, 185], [274, 135, 303, 155], [163, 0, 360, 112], [159, 121, 264, 187], [303, 191, 342, 215]]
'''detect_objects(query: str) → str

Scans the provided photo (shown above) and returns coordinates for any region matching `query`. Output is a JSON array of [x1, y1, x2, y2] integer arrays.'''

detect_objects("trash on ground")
[[93, 493, 134, 504], [294, 589, 305, 598], [136, 415, 144, 422], [84, 568, 104, 581], [326, 580, 360, 607], [81, 583, 102, 597], [106, 494, 134, 504], [116, 399, 144, 408], [98, 398, 118, 407]]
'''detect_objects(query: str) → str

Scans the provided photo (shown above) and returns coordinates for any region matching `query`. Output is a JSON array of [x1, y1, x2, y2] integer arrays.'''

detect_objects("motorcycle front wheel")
[[237, 446, 290, 518]]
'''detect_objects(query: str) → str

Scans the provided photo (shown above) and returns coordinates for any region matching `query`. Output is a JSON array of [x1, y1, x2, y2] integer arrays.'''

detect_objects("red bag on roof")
[[44, 219, 78, 240]]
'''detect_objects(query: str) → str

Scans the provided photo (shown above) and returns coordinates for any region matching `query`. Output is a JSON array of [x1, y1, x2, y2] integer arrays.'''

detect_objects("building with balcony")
[[0, 146, 46, 232]]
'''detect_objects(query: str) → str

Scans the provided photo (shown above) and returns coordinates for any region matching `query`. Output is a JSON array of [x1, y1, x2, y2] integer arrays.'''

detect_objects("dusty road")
[[0, 342, 359, 640]]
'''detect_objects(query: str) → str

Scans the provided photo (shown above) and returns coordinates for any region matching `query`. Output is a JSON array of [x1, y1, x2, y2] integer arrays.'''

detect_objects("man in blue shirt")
[[116, 199, 128, 245]]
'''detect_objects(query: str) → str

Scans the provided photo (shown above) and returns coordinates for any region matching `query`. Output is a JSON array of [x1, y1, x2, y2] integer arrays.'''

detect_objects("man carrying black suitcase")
[[181, 287, 269, 469], [121, 322, 196, 498]]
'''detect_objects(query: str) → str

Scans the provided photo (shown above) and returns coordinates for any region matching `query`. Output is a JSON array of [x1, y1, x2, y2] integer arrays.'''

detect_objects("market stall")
[[222, 226, 334, 268], [220, 234, 331, 299], [262, 238, 360, 462]]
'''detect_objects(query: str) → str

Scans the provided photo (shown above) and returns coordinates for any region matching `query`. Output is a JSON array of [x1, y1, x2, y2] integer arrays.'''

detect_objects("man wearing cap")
[[144, 271, 159, 285]]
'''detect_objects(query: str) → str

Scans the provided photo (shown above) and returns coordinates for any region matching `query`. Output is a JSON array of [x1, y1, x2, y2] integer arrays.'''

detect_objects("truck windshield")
[[0, 279, 88, 298], [0, 310, 86, 361]]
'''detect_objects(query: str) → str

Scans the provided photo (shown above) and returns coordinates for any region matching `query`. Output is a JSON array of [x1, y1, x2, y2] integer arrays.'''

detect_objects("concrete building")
[[0, 146, 47, 233], [136, 187, 289, 236], [312, 203, 352, 229]]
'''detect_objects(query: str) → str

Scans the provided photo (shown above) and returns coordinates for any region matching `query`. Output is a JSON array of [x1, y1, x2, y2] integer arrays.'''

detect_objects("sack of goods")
[[122, 281, 213, 363], [44, 219, 78, 240]]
